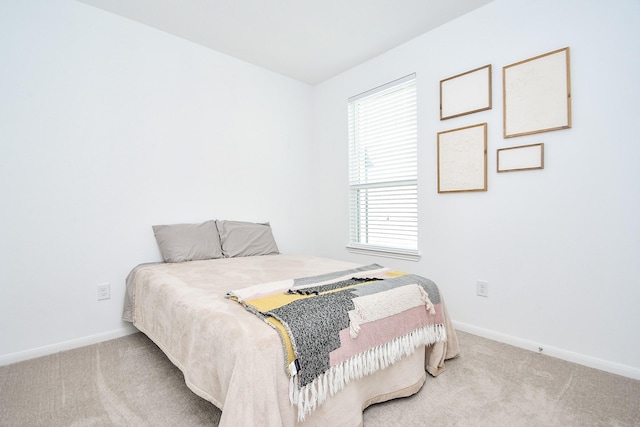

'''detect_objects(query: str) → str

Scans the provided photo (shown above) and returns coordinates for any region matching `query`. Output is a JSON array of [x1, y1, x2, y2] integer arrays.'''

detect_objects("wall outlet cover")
[[476, 280, 489, 297], [97, 283, 110, 300]]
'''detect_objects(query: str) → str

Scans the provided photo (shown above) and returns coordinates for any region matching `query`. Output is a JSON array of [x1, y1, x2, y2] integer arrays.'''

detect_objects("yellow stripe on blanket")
[[246, 291, 308, 312], [244, 293, 309, 371], [384, 270, 408, 277], [265, 317, 297, 368]]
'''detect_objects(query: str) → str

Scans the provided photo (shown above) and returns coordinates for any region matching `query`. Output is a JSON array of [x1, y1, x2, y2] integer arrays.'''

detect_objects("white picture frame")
[[503, 47, 571, 138], [440, 65, 492, 120], [497, 143, 544, 172], [437, 123, 487, 193]]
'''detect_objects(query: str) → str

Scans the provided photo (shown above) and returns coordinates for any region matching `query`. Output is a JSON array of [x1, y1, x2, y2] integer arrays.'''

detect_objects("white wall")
[[0, 0, 315, 361], [312, 0, 640, 378]]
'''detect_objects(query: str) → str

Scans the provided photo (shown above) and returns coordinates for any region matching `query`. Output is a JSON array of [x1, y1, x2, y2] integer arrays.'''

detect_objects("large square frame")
[[503, 47, 571, 138]]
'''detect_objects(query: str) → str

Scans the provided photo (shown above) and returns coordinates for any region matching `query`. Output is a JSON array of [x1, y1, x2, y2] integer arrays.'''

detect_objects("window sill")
[[346, 245, 421, 262]]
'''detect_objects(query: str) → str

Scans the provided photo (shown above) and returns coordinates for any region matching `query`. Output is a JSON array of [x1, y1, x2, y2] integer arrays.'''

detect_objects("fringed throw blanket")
[[226, 264, 447, 421]]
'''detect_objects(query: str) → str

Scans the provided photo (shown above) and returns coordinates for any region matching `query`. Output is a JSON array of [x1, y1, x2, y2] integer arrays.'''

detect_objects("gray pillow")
[[216, 220, 279, 258], [152, 220, 223, 263]]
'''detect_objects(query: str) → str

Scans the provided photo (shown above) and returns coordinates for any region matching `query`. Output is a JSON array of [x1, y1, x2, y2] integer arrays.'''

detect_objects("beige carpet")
[[1, 331, 638, 426]]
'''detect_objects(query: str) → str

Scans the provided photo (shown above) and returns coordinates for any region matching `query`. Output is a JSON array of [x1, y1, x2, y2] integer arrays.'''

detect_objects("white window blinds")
[[348, 74, 418, 258]]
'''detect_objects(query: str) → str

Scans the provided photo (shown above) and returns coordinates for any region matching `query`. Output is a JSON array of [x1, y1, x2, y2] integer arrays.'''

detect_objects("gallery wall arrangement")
[[436, 46, 572, 192]]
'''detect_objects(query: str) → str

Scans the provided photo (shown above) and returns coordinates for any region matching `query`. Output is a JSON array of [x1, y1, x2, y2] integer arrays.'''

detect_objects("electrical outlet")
[[97, 283, 110, 301], [476, 280, 489, 297]]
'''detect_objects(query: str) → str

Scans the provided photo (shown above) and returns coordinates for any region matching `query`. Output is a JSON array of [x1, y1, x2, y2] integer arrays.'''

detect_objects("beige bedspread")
[[124, 254, 459, 427]]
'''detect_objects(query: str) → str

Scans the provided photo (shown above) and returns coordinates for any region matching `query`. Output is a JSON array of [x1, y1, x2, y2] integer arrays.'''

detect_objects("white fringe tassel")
[[291, 323, 447, 422]]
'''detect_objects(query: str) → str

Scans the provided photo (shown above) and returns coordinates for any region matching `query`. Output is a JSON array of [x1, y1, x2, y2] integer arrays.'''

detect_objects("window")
[[348, 74, 419, 260]]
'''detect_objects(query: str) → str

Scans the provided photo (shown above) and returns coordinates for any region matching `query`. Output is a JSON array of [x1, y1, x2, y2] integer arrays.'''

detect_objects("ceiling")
[[77, 0, 493, 85]]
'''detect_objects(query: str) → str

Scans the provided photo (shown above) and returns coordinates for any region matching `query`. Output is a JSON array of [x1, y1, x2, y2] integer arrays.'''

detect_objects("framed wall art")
[[497, 143, 544, 172], [503, 47, 571, 138], [437, 123, 487, 193], [440, 64, 492, 120]]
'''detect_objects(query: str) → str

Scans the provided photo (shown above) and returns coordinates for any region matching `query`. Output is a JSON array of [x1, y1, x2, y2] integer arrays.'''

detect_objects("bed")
[[122, 220, 460, 427]]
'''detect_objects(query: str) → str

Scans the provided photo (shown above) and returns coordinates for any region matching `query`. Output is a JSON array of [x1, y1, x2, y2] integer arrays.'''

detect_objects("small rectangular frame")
[[437, 123, 487, 193], [503, 47, 571, 138], [440, 64, 492, 120], [497, 143, 544, 172]]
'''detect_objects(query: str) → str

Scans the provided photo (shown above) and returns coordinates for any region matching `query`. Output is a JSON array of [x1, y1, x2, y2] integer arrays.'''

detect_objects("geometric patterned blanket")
[[227, 264, 447, 420]]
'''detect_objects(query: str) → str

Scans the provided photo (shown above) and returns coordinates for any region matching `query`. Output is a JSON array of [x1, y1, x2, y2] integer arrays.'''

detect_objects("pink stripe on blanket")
[[329, 304, 443, 366]]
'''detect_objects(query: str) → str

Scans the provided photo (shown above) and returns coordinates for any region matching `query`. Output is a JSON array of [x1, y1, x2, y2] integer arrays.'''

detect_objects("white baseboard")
[[4, 322, 639, 381], [0, 325, 139, 367], [453, 321, 640, 381]]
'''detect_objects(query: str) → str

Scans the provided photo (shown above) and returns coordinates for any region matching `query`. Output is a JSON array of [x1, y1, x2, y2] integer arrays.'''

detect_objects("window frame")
[[346, 74, 420, 261]]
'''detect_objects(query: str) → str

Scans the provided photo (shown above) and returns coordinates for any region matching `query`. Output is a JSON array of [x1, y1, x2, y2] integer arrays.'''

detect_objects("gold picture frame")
[[503, 47, 571, 138], [497, 143, 544, 172], [440, 64, 492, 120], [437, 123, 487, 193]]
